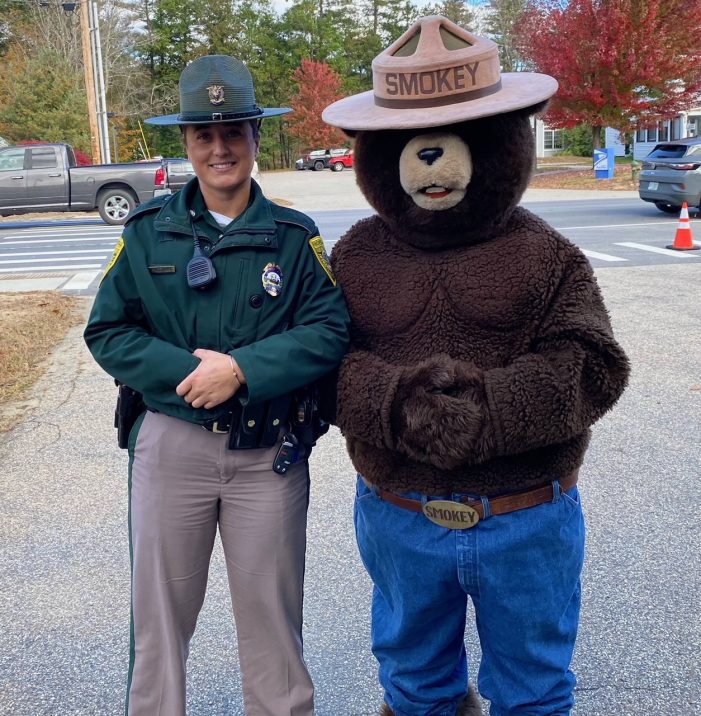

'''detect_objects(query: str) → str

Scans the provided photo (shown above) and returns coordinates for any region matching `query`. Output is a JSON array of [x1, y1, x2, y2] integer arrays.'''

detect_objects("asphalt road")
[[0, 172, 699, 295], [1, 172, 700, 714]]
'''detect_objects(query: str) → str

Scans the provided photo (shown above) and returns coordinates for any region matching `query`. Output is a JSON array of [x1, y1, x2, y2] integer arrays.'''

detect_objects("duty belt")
[[202, 393, 292, 449], [362, 470, 579, 530], [202, 385, 328, 451]]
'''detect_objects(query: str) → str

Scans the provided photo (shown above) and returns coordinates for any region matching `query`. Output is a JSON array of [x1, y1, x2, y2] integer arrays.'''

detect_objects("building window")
[[658, 122, 669, 141], [646, 127, 658, 142], [671, 118, 681, 140], [636, 129, 646, 142], [544, 128, 564, 151]]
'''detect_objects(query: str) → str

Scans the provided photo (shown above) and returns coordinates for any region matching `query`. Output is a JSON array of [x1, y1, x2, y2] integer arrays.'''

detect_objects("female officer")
[[84, 55, 349, 716]]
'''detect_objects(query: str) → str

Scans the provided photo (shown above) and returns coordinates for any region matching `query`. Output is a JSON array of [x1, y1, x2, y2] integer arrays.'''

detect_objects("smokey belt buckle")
[[422, 500, 480, 529]]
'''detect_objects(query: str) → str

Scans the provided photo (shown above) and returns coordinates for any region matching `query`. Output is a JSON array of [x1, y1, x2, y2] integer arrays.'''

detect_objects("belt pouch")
[[229, 402, 266, 449], [260, 393, 292, 447]]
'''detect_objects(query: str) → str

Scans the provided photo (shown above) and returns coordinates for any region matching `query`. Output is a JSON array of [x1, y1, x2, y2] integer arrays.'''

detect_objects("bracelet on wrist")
[[228, 355, 241, 383]]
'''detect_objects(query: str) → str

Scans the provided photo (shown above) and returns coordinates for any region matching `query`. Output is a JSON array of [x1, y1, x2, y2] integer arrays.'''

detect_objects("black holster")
[[289, 382, 329, 448], [114, 382, 145, 449]]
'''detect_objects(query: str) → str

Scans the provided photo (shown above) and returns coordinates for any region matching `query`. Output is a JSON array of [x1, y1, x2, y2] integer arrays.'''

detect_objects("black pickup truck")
[[0, 143, 167, 224]]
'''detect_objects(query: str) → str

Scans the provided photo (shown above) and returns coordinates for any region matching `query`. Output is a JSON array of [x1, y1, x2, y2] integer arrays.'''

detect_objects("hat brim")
[[322, 74, 557, 131], [145, 107, 292, 126]]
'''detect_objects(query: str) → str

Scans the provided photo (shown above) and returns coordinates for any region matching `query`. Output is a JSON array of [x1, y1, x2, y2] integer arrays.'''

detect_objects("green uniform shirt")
[[84, 178, 349, 426]]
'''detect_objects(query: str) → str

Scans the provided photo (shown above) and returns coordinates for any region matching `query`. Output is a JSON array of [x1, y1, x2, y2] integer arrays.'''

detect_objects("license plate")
[[648, 181, 659, 190]]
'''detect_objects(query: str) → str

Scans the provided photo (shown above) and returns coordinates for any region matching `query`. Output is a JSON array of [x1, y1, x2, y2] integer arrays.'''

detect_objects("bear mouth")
[[420, 185, 453, 199]]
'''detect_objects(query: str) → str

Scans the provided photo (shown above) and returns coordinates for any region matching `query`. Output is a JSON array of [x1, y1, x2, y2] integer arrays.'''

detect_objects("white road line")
[[556, 221, 676, 230], [0, 256, 108, 265], [0, 264, 103, 273], [581, 249, 628, 262], [1, 236, 118, 244], [2, 228, 119, 236], [0, 231, 122, 244], [62, 271, 101, 290], [614, 242, 700, 258], [2, 250, 110, 257]]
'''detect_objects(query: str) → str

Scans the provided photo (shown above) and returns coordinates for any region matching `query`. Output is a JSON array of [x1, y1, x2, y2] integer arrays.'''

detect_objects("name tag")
[[422, 500, 480, 529], [148, 265, 176, 274]]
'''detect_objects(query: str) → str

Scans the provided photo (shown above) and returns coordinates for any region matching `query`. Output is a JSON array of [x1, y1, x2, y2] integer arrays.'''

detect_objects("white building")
[[605, 105, 701, 159], [533, 119, 564, 158], [532, 104, 701, 159]]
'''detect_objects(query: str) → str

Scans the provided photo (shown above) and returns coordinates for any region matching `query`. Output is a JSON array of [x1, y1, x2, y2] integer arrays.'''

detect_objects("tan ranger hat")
[[322, 15, 558, 130]]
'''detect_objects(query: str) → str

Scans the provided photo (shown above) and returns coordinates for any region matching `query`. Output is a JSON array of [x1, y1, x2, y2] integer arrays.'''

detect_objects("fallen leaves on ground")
[[530, 164, 638, 191], [0, 292, 82, 428]]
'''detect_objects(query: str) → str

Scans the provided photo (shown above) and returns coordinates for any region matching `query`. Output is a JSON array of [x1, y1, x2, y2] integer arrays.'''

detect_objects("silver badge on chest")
[[262, 263, 283, 296]]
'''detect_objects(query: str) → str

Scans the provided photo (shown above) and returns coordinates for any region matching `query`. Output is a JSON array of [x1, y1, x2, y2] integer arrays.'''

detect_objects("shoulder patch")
[[308, 236, 336, 286], [100, 236, 124, 283]]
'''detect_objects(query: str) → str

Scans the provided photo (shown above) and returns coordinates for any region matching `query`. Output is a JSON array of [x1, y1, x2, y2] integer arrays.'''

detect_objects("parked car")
[[295, 147, 354, 171], [638, 137, 701, 214], [0, 143, 165, 224], [162, 157, 195, 193]]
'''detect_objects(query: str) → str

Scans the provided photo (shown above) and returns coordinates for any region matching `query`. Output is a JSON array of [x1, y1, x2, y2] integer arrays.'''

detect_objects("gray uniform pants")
[[126, 411, 314, 715]]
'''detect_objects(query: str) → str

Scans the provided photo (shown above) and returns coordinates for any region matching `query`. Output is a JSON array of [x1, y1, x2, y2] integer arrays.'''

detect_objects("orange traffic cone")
[[667, 202, 699, 251]]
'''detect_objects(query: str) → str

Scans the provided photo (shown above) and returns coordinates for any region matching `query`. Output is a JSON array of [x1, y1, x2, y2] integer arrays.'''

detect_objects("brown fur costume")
[[331, 106, 630, 496]]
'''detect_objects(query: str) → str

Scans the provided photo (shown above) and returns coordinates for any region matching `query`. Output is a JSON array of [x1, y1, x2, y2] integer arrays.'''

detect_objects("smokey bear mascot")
[[323, 15, 630, 716]]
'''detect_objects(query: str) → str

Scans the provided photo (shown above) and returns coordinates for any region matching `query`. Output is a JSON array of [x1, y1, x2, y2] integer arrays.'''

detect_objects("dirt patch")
[[0, 291, 84, 432]]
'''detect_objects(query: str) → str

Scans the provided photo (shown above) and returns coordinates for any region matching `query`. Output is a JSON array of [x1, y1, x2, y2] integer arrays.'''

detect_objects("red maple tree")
[[287, 59, 348, 150], [514, 0, 701, 147]]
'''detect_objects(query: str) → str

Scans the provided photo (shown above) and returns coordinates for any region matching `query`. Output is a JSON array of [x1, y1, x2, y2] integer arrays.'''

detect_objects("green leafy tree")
[[485, 0, 526, 71], [561, 125, 593, 156], [419, 0, 474, 26], [0, 46, 90, 153]]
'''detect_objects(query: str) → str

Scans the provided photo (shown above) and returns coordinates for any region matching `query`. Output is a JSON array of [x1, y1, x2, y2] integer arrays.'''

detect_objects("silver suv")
[[639, 137, 701, 213]]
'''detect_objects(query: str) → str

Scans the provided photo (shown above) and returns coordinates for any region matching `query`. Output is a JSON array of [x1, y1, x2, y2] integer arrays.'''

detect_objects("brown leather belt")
[[362, 470, 579, 529]]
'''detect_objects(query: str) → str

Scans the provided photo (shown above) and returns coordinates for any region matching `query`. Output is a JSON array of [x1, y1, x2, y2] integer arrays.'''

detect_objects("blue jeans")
[[354, 476, 585, 716]]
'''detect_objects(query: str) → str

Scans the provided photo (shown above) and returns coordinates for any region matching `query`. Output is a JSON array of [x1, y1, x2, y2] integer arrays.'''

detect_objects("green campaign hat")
[[145, 55, 291, 126]]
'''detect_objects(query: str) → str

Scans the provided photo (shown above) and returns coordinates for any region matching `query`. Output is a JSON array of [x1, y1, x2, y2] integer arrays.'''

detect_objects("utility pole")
[[72, 0, 110, 164], [79, 0, 100, 163], [89, 0, 111, 163]]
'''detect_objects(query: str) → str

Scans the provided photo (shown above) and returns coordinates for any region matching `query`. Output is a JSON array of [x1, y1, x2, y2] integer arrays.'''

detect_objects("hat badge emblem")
[[207, 85, 225, 105]]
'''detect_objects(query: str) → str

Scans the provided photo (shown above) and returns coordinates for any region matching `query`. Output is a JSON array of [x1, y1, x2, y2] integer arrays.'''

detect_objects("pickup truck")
[[0, 143, 167, 224], [295, 147, 354, 172]]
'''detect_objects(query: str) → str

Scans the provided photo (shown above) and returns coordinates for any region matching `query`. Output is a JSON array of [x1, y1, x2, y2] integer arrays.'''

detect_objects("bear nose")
[[417, 147, 444, 166]]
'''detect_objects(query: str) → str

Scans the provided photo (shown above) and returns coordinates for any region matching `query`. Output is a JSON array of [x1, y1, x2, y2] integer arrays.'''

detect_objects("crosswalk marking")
[[0, 256, 109, 265], [614, 242, 700, 258], [1, 249, 110, 258], [0, 237, 118, 245], [581, 249, 628, 262], [0, 263, 103, 273], [2, 229, 121, 238], [62, 271, 101, 290]]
